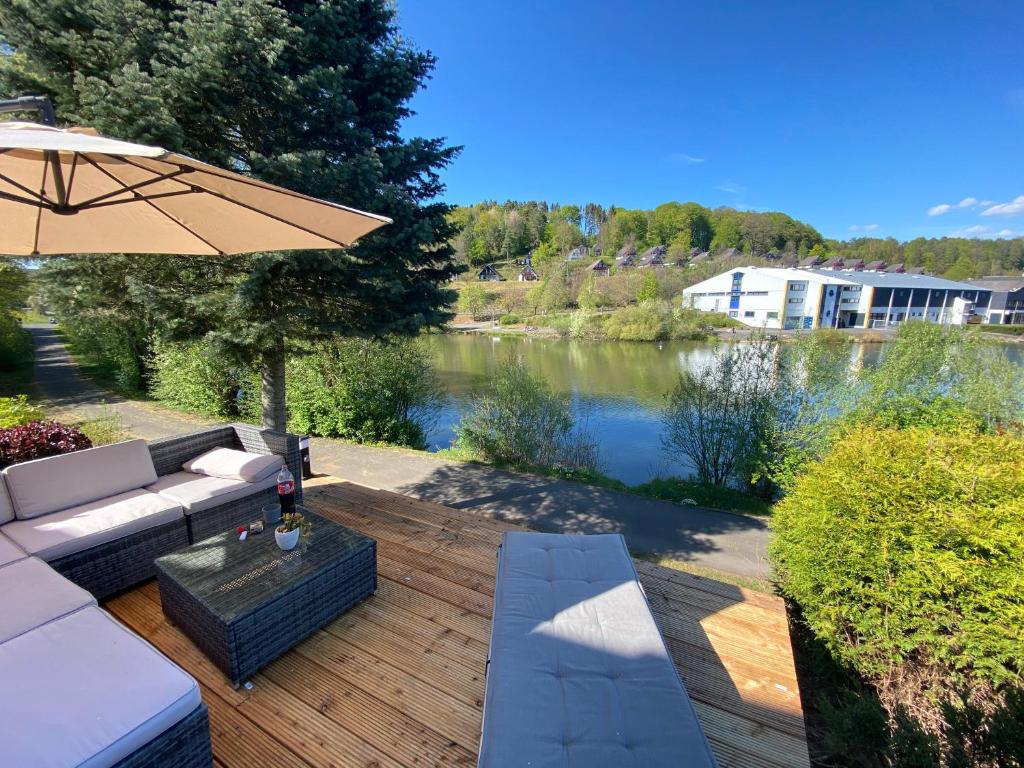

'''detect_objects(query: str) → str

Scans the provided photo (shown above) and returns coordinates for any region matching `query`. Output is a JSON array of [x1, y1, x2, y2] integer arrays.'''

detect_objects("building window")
[[728, 311, 738, 318], [744, 310, 755, 318], [766, 311, 778, 319], [790, 284, 806, 291], [788, 298, 802, 304]]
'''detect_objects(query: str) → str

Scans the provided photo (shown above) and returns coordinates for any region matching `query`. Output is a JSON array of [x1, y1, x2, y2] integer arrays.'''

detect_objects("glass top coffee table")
[[155, 507, 376, 686]]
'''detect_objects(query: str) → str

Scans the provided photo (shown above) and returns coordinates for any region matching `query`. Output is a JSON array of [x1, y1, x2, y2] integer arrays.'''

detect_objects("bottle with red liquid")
[[276, 465, 296, 516]]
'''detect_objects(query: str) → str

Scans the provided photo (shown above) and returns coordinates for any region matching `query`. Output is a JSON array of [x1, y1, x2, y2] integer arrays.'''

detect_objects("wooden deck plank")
[[105, 476, 808, 768]]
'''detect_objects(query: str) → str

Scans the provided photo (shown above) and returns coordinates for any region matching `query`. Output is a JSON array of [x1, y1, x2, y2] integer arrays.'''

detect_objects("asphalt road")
[[28, 324, 773, 581]]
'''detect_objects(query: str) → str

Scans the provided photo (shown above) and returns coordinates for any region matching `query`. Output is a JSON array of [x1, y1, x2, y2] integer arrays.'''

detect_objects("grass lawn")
[[634, 552, 772, 593], [632, 476, 774, 518]]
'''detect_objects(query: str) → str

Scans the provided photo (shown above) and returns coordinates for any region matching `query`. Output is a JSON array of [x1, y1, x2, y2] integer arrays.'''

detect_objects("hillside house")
[[478, 264, 504, 281], [639, 245, 667, 267], [566, 246, 588, 262], [589, 259, 610, 276], [865, 260, 886, 271], [517, 265, 539, 281], [615, 244, 637, 268]]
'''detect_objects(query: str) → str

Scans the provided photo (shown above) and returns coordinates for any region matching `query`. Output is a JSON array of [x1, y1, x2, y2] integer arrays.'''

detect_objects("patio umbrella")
[[0, 121, 391, 256]]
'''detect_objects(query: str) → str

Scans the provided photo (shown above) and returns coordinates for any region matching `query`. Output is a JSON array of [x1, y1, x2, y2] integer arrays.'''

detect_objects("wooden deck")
[[105, 477, 809, 768]]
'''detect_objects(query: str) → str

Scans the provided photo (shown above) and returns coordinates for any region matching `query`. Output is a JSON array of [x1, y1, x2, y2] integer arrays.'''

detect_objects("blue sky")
[[394, 1, 1024, 242]]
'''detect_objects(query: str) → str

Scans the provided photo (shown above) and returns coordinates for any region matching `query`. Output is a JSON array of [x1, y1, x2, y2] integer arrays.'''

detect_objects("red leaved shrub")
[[0, 420, 92, 469]]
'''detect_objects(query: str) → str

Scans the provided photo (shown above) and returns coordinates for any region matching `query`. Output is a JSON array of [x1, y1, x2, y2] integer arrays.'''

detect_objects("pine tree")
[[0, 0, 462, 429]]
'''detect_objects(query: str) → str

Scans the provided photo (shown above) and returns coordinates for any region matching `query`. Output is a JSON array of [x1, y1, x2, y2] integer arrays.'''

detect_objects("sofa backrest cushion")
[[0, 476, 13, 525], [183, 447, 283, 483], [3, 439, 158, 520]]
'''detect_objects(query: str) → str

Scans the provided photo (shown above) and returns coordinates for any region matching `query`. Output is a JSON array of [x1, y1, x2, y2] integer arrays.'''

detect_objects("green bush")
[[286, 337, 440, 448], [0, 313, 33, 371], [772, 426, 1024, 692], [498, 313, 521, 326], [455, 356, 598, 470], [604, 302, 669, 341], [0, 395, 46, 428], [60, 318, 146, 393], [150, 340, 254, 419]]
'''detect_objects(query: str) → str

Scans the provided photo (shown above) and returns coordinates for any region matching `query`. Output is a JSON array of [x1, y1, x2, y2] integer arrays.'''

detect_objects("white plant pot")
[[275, 527, 301, 551]]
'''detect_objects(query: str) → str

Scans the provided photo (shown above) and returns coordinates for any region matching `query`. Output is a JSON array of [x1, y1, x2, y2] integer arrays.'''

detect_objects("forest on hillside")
[[449, 201, 1024, 280]]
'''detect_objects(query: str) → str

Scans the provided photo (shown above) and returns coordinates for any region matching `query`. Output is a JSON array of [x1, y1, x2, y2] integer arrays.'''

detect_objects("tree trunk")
[[260, 339, 287, 432]]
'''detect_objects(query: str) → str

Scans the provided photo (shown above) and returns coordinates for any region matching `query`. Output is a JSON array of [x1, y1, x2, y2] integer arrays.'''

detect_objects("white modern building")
[[682, 266, 993, 329]]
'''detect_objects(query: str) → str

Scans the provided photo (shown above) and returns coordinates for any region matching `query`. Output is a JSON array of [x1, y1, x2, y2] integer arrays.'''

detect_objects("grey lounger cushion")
[[478, 531, 717, 768], [0, 556, 95, 643], [0, 606, 202, 768]]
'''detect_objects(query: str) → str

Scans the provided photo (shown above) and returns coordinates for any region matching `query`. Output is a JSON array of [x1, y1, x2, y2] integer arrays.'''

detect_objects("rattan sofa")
[[0, 423, 304, 768], [148, 422, 304, 542]]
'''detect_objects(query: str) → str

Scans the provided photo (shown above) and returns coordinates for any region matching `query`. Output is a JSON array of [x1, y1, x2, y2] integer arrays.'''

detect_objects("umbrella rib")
[[81, 154, 225, 255], [0, 170, 54, 206], [115, 157, 354, 248], [119, 155, 392, 222], [0, 189, 47, 207], [87, 189, 199, 210], [73, 167, 195, 208]]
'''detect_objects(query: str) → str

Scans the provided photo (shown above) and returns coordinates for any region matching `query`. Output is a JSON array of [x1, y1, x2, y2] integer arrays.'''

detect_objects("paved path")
[[28, 325, 772, 580]]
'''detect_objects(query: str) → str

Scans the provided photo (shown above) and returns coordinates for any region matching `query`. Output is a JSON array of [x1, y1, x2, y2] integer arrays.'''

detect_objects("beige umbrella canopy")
[[0, 122, 391, 257]]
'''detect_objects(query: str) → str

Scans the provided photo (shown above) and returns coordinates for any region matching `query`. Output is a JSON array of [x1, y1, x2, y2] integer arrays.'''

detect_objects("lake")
[[422, 333, 1023, 486]]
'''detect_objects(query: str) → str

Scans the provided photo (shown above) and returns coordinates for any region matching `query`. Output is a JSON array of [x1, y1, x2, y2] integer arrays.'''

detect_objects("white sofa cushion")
[[147, 471, 277, 514], [0, 531, 27, 567], [3, 439, 158, 520], [0, 556, 95, 643], [183, 447, 283, 482], [1, 489, 183, 561], [0, 476, 14, 524], [0, 606, 202, 768]]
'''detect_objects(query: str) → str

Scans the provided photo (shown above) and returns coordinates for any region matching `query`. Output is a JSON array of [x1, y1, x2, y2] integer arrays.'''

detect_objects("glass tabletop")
[[155, 508, 374, 621]]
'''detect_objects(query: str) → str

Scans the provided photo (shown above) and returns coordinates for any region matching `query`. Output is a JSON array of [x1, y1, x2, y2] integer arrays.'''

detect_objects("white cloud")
[[927, 197, 990, 216], [667, 152, 704, 165], [981, 195, 1024, 217], [949, 224, 1021, 239], [716, 179, 746, 195], [849, 224, 880, 232]]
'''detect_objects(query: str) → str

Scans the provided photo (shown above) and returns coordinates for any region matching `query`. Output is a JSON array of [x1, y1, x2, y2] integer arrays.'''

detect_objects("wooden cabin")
[[865, 260, 886, 271], [615, 244, 637, 268], [517, 265, 539, 282], [885, 263, 906, 273], [588, 259, 610, 276], [477, 264, 504, 281], [566, 246, 588, 262], [639, 245, 667, 267]]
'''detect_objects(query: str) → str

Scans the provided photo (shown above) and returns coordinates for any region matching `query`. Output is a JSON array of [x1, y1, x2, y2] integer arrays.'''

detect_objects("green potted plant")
[[275, 511, 311, 551]]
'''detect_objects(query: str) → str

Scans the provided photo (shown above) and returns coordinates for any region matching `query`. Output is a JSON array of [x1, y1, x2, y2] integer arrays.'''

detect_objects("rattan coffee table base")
[[155, 511, 377, 686]]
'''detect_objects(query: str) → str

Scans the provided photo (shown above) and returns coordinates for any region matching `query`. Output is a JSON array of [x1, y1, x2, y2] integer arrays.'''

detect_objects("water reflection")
[[424, 334, 1019, 485]]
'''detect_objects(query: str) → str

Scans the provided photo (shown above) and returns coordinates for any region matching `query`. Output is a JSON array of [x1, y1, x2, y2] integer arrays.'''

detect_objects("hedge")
[[771, 426, 1024, 690]]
